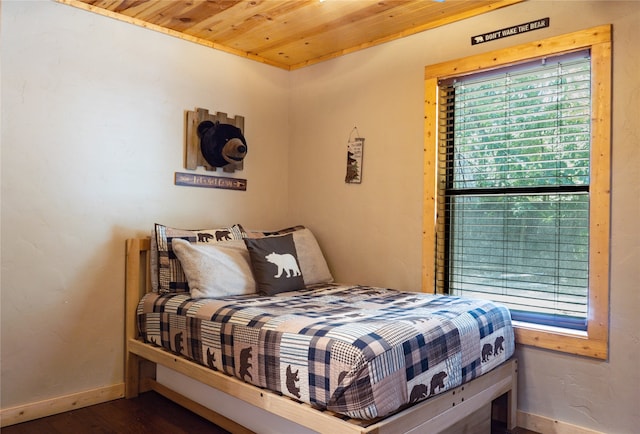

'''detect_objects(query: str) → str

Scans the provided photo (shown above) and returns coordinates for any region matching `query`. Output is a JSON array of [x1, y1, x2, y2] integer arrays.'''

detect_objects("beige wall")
[[289, 1, 640, 433], [1, 0, 292, 409], [2, 0, 639, 433]]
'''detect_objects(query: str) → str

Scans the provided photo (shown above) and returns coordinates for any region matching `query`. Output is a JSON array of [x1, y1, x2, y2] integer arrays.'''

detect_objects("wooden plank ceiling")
[[59, 0, 524, 70]]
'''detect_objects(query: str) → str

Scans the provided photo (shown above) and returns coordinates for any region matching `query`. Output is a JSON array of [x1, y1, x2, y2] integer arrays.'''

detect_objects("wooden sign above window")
[[471, 18, 550, 45]]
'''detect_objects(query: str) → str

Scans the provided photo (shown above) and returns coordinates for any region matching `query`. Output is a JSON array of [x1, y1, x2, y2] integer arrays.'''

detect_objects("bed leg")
[[506, 359, 518, 431], [126, 349, 156, 398], [125, 351, 141, 399]]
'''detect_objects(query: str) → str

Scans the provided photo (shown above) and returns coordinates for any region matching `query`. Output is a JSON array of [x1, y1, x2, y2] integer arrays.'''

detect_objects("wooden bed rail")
[[125, 238, 150, 340], [124, 237, 518, 433], [125, 238, 151, 399]]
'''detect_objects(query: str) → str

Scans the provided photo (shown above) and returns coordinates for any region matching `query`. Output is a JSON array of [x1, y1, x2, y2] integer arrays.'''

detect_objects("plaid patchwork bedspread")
[[137, 284, 514, 420]]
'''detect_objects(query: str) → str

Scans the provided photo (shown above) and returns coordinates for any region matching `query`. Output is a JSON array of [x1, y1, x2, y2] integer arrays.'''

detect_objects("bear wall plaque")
[[185, 108, 246, 173]]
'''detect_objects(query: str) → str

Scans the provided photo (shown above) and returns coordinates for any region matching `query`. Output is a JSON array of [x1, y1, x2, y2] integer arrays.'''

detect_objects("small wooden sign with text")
[[175, 172, 247, 191], [471, 18, 550, 45]]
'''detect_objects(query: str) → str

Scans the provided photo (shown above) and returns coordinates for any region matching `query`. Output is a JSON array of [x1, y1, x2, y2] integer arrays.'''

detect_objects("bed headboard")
[[125, 238, 151, 343]]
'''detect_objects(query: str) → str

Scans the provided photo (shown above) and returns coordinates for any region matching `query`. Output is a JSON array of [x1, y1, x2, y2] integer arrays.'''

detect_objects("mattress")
[[137, 284, 515, 420]]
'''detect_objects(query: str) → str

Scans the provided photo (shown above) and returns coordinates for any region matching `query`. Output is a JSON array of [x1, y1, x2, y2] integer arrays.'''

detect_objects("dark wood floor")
[[2, 391, 538, 434], [2, 392, 229, 434]]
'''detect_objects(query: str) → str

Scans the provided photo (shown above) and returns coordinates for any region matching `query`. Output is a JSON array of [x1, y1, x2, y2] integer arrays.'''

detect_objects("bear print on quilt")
[[137, 284, 515, 420]]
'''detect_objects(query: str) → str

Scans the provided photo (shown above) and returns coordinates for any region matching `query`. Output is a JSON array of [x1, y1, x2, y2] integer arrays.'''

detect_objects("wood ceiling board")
[[259, 0, 526, 69], [58, 0, 526, 70], [192, 1, 317, 49], [144, 2, 238, 31], [101, 1, 184, 20]]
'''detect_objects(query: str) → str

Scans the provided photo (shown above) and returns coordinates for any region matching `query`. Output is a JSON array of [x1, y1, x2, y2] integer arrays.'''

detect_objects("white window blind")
[[436, 51, 591, 330]]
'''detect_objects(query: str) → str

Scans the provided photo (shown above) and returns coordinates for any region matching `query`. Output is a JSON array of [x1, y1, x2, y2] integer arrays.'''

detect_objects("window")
[[423, 26, 611, 359], [441, 52, 592, 331]]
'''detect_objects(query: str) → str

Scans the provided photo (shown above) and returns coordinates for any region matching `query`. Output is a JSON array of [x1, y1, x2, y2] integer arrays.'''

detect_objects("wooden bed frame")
[[125, 238, 518, 434]]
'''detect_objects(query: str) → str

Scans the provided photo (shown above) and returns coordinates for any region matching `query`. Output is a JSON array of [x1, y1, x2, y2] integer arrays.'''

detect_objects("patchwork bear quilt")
[[137, 284, 515, 420]]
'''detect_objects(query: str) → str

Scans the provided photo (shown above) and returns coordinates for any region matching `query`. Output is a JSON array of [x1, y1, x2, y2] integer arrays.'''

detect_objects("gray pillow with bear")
[[244, 234, 305, 296]]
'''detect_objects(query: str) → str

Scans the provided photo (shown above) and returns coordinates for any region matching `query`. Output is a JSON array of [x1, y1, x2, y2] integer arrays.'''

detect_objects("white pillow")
[[171, 238, 256, 298]]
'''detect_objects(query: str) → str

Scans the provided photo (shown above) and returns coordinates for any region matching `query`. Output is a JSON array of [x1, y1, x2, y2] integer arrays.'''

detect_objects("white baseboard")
[[518, 410, 605, 434], [0, 383, 125, 427]]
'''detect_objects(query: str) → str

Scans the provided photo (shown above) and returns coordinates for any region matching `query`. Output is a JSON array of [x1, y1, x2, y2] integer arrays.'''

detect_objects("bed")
[[125, 226, 518, 434]]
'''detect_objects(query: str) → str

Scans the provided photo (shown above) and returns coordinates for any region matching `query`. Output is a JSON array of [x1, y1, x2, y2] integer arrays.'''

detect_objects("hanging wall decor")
[[185, 107, 246, 173], [198, 121, 247, 168], [345, 127, 364, 184]]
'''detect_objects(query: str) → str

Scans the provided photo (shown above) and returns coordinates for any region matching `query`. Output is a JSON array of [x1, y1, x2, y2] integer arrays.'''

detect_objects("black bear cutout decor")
[[197, 120, 248, 168]]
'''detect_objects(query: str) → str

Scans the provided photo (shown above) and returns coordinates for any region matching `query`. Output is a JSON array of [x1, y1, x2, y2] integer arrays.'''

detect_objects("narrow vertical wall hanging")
[[345, 127, 364, 184]]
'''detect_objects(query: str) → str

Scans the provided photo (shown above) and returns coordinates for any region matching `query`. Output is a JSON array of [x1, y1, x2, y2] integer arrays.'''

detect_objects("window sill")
[[512, 320, 607, 360], [512, 320, 588, 338]]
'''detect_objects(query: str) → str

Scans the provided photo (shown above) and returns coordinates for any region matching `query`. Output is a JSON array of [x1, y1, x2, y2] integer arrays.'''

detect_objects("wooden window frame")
[[422, 26, 611, 359]]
